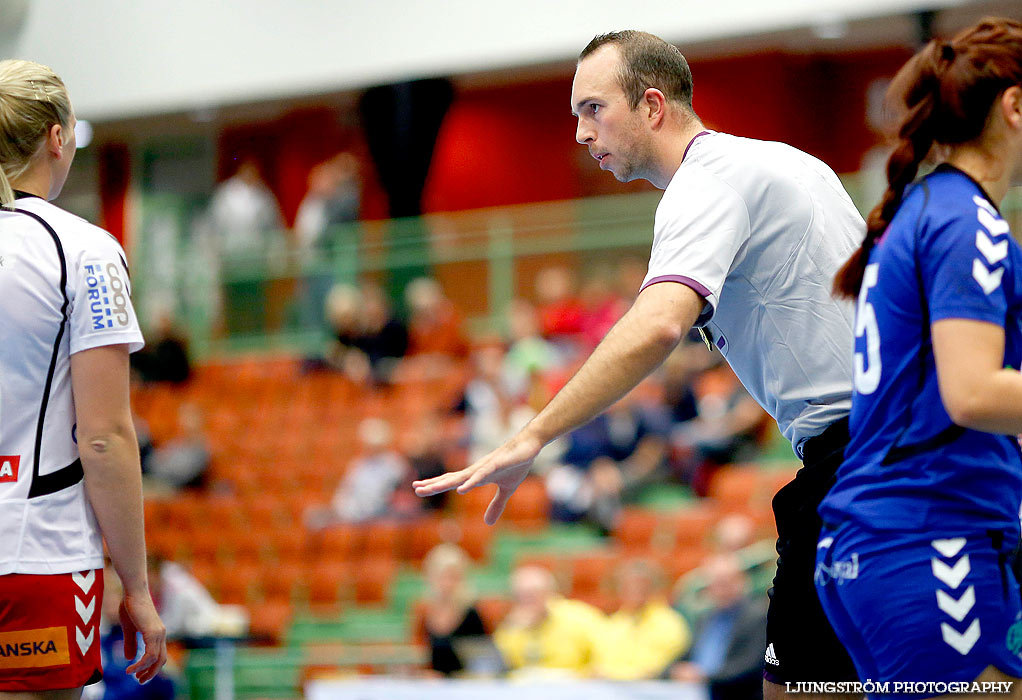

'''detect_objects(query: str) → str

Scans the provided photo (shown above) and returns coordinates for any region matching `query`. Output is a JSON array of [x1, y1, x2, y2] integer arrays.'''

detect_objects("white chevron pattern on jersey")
[[931, 554, 971, 589], [72, 570, 95, 594], [936, 586, 976, 623], [72, 570, 98, 656], [931, 538, 966, 559], [941, 619, 981, 656], [975, 230, 1008, 265], [931, 540, 980, 656], [76, 626, 95, 656], [75, 595, 95, 625], [973, 259, 1005, 295]]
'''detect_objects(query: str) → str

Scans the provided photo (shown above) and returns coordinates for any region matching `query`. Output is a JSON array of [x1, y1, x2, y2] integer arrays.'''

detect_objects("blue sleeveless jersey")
[[819, 166, 1022, 534]]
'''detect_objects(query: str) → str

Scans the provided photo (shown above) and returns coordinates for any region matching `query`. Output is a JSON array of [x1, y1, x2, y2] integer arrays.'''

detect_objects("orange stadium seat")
[[406, 516, 446, 566], [613, 509, 662, 553], [476, 596, 513, 630], [248, 600, 293, 644], [353, 558, 397, 606], [569, 552, 620, 597], [304, 561, 350, 614], [502, 477, 550, 532], [260, 565, 305, 604], [670, 504, 719, 549], [360, 521, 406, 561], [315, 525, 362, 562]]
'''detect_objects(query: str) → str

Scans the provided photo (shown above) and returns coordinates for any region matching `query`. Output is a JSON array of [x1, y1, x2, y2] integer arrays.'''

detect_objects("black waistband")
[[801, 417, 850, 468]]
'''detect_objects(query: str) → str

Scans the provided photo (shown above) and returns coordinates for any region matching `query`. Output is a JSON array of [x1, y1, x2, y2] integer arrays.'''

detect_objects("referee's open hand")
[[413, 430, 543, 525], [119, 591, 168, 684]]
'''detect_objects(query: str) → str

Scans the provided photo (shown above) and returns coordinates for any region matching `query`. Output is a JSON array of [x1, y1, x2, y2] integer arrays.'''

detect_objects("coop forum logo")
[[84, 262, 129, 330]]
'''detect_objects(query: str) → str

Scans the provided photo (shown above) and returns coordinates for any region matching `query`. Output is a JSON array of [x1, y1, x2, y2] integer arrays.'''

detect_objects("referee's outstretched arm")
[[72, 344, 168, 683], [413, 281, 703, 524]]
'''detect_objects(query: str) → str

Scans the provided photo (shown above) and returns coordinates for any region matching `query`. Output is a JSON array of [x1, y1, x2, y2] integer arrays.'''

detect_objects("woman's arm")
[[71, 344, 167, 683], [932, 318, 1022, 434]]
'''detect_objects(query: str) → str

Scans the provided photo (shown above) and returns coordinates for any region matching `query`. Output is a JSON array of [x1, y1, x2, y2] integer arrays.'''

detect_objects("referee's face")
[[572, 46, 653, 184]]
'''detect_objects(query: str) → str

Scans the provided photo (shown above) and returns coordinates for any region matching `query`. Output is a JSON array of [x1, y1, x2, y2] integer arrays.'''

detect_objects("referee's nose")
[[576, 119, 594, 145]]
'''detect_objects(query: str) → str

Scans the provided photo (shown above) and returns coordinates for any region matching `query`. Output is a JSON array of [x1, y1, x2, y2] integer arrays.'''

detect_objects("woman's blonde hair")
[[0, 59, 73, 208], [423, 543, 475, 607]]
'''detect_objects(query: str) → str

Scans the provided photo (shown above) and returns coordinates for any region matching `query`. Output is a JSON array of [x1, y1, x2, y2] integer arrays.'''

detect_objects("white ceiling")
[[1, 0, 1016, 122]]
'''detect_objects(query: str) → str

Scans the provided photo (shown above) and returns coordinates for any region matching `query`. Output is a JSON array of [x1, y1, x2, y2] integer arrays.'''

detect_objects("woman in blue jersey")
[[818, 17, 1022, 694]]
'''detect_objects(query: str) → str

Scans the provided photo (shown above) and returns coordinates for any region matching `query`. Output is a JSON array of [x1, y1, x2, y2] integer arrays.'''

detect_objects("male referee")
[[415, 31, 862, 696]]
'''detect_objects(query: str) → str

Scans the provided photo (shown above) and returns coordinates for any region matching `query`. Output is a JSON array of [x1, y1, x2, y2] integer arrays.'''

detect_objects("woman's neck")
[[10, 165, 51, 201], [945, 141, 1015, 205]]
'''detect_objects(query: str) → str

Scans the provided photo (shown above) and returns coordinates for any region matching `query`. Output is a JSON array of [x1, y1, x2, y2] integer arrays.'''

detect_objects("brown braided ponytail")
[[835, 17, 1022, 298]]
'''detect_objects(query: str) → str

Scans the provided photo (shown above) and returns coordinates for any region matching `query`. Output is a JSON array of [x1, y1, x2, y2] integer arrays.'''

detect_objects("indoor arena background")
[[3, 1, 1020, 698]]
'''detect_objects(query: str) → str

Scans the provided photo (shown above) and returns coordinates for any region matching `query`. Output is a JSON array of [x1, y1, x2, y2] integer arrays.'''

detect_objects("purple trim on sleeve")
[[640, 274, 711, 299], [763, 669, 783, 685], [639, 275, 715, 325], [682, 130, 711, 163]]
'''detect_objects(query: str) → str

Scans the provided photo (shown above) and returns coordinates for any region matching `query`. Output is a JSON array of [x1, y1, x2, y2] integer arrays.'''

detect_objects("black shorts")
[[764, 417, 858, 684]]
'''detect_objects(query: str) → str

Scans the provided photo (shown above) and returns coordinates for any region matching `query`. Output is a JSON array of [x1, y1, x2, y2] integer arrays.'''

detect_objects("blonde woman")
[[416, 544, 487, 676], [0, 60, 166, 695]]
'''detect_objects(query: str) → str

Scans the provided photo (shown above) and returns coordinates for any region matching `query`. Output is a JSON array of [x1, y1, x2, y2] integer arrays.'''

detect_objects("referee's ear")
[[641, 88, 669, 128]]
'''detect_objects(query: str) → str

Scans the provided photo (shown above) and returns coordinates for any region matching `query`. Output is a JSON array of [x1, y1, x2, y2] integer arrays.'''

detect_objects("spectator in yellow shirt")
[[592, 559, 692, 679], [493, 566, 604, 677]]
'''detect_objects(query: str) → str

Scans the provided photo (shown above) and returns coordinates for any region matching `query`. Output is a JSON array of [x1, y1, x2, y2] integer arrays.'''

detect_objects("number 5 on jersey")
[[854, 263, 882, 395]]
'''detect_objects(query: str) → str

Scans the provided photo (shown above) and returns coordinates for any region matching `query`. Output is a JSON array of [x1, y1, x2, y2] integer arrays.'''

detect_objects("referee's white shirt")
[[641, 131, 861, 455], [0, 195, 143, 575]]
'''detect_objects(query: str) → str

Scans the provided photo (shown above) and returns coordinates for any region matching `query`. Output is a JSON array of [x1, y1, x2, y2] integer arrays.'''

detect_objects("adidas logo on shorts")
[[765, 643, 780, 666]]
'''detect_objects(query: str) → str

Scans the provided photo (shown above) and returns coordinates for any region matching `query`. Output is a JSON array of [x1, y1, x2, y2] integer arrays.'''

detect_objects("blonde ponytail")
[[0, 59, 73, 208]]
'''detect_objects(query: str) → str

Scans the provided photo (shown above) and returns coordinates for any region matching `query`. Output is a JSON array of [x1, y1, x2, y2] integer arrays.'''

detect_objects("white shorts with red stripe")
[[0, 569, 103, 690]]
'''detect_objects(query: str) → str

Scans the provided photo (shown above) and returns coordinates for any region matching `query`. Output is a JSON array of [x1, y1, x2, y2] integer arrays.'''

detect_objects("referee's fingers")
[[413, 469, 469, 496], [484, 486, 512, 526]]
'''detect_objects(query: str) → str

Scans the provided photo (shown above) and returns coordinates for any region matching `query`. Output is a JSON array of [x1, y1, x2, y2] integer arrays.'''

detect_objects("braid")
[[833, 42, 944, 298], [834, 17, 1022, 299]]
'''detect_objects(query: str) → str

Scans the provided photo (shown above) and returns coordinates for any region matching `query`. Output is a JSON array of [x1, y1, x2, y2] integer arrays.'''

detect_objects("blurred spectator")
[[294, 152, 361, 255], [673, 359, 770, 496], [592, 559, 691, 680], [405, 411, 453, 511], [414, 544, 490, 677], [130, 307, 191, 384], [206, 158, 286, 335], [670, 554, 767, 700], [328, 418, 411, 523], [294, 153, 362, 328], [546, 385, 672, 533], [503, 299, 561, 398], [142, 403, 211, 492], [354, 282, 409, 385], [659, 342, 703, 426], [208, 158, 284, 260], [493, 565, 603, 678], [90, 567, 176, 700], [146, 556, 246, 641], [578, 268, 628, 350], [318, 282, 409, 386], [712, 513, 758, 554], [461, 344, 564, 471], [405, 277, 468, 374], [534, 266, 585, 348]]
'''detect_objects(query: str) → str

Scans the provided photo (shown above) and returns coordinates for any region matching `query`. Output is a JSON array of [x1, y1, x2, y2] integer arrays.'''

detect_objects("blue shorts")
[[815, 523, 1022, 698]]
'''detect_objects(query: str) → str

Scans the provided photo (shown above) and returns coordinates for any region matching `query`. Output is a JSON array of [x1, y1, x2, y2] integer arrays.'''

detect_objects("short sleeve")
[[641, 168, 751, 325], [924, 196, 1014, 326], [68, 236, 145, 355]]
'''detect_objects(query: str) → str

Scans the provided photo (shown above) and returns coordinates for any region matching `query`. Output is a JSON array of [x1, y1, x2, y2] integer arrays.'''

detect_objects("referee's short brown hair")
[[579, 31, 694, 110]]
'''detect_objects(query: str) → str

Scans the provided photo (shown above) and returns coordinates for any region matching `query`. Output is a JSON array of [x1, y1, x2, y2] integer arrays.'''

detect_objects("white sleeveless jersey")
[[0, 195, 143, 575], [641, 132, 862, 455]]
